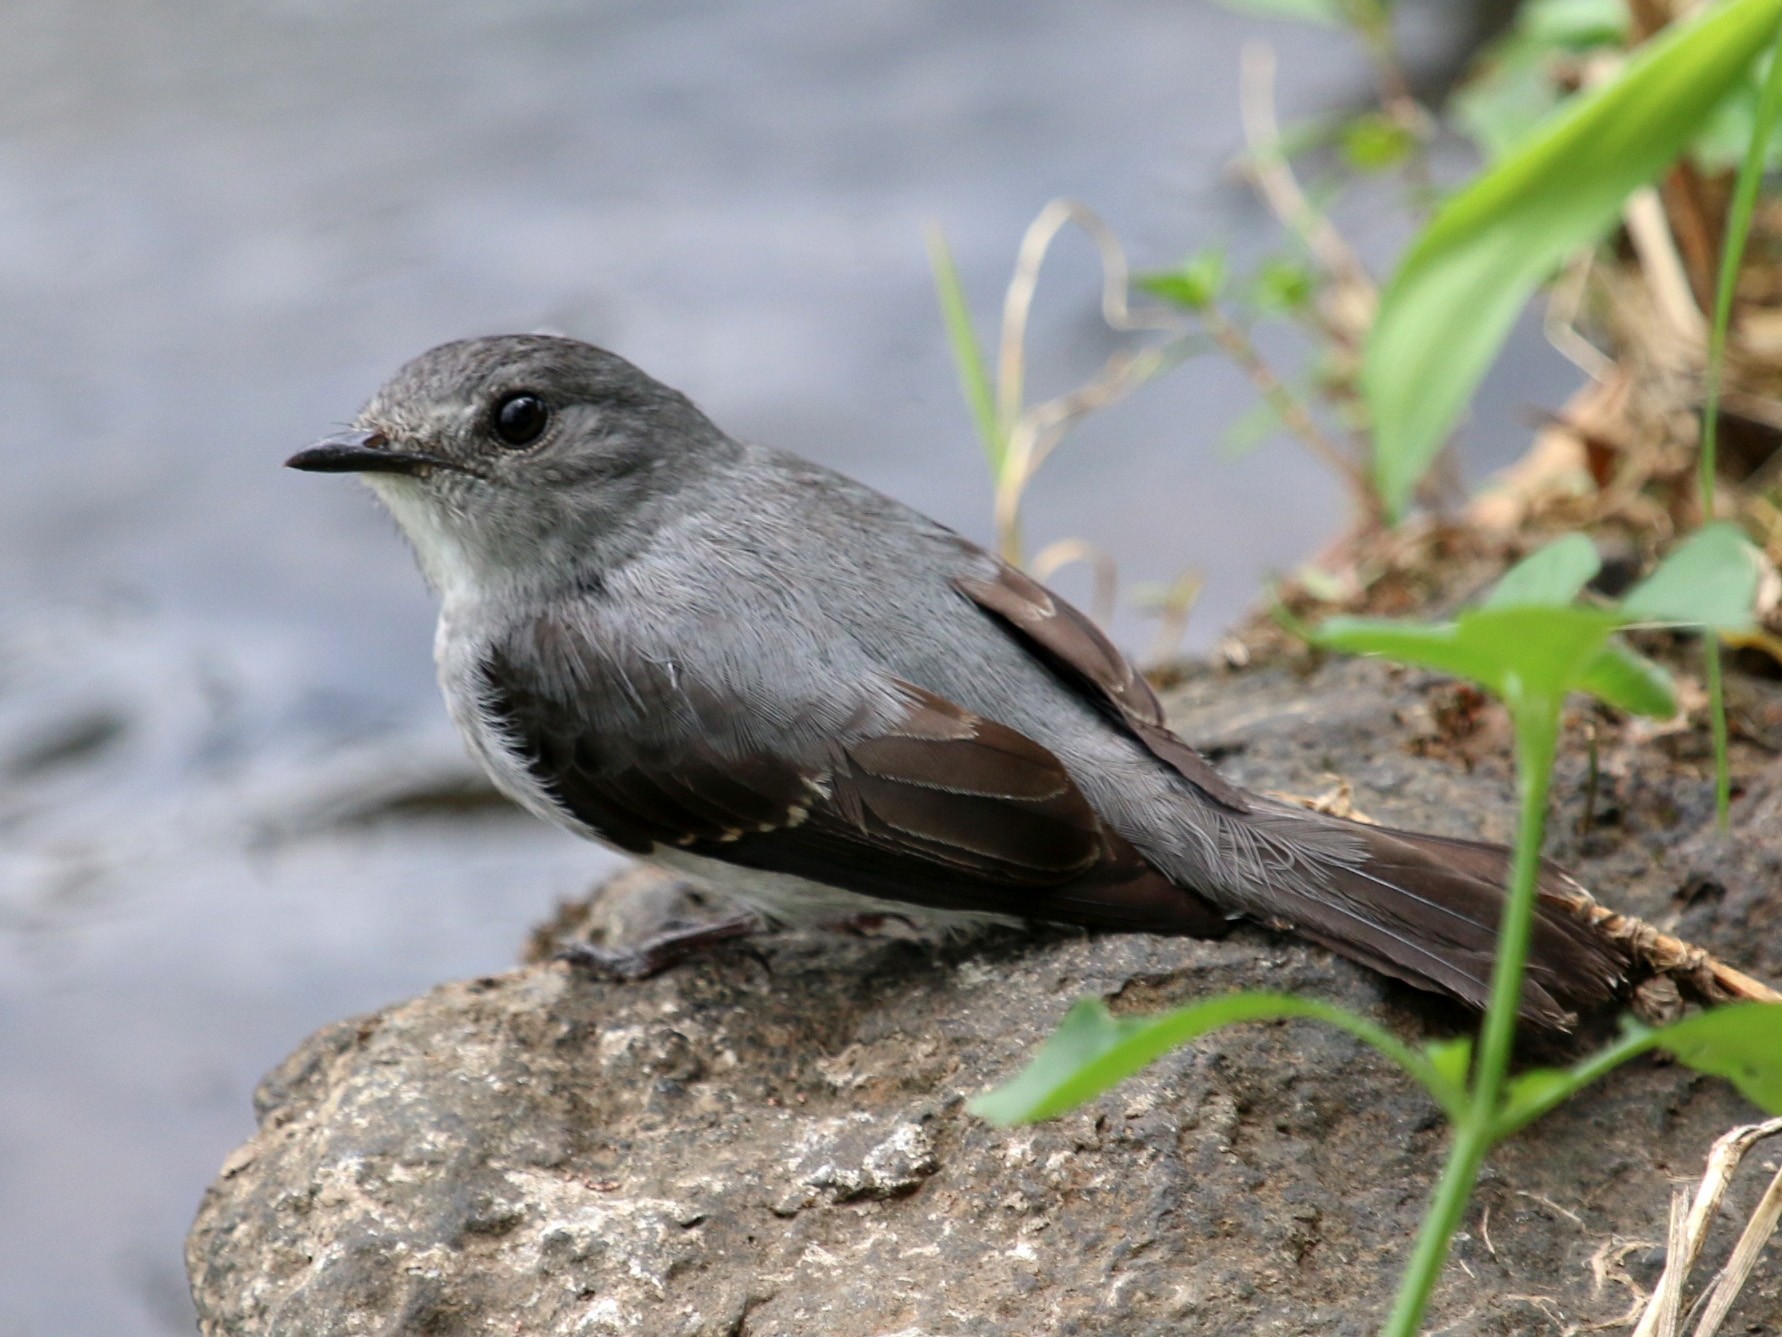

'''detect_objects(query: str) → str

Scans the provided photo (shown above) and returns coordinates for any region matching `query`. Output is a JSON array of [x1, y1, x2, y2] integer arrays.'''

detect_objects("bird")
[[286, 333, 1630, 1030]]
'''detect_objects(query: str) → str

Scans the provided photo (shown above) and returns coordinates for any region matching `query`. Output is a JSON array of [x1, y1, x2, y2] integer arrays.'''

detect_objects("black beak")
[[285, 429, 444, 476]]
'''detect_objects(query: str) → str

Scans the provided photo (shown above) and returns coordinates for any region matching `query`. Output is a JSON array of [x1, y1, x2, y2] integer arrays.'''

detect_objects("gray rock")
[[187, 656, 1782, 1334]]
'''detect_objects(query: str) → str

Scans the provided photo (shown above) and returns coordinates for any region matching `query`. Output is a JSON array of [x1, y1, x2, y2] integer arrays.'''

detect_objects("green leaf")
[[1138, 249, 1228, 312], [1342, 112, 1418, 172], [1318, 606, 1624, 702], [1211, 0, 1344, 25], [1454, 42, 1565, 162], [1575, 641, 1677, 718], [1318, 616, 1514, 693], [970, 993, 1463, 1126], [1250, 256, 1318, 314], [924, 224, 1003, 474], [1457, 606, 1626, 701], [1365, 0, 1782, 520], [1423, 1036, 1473, 1093], [1652, 1002, 1782, 1113], [1496, 1067, 1581, 1132], [1623, 521, 1764, 632], [1693, 55, 1782, 170], [1482, 534, 1602, 609]]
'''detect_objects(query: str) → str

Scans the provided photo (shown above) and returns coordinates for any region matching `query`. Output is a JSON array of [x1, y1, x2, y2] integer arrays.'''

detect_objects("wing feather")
[[952, 557, 1251, 813], [476, 628, 1226, 934]]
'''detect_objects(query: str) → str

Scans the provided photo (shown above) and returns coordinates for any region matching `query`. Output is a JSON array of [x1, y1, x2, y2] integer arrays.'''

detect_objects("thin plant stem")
[[980, 198, 1184, 563], [1350, 0, 1434, 212], [1698, 32, 1782, 829], [1238, 41, 1377, 342], [1489, 1024, 1659, 1141], [1706, 646, 1732, 824], [1379, 1104, 1497, 1337], [1380, 699, 1559, 1337], [1199, 303, 1379, 521]]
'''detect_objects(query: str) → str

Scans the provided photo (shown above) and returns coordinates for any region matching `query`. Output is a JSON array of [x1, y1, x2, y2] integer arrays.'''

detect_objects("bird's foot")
[[555, 910, 762, 981]]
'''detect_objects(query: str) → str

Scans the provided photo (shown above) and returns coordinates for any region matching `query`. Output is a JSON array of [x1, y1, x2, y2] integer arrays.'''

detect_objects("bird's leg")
[[555, 909, 763, 981]]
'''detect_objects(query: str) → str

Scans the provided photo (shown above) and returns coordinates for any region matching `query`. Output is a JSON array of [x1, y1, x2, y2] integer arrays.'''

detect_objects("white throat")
[[364, 475, 486, 606]]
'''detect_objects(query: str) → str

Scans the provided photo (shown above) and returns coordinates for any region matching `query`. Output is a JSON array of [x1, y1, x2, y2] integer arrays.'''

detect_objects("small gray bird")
[[288, 334, 1628, 1028]]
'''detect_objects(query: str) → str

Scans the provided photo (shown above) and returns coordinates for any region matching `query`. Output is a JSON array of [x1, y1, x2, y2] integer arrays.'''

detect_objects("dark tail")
[[1254, 811, 1630, 1030]]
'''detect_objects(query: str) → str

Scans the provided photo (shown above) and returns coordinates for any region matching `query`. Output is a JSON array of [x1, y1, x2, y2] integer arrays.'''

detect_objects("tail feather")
[[1283, 817, 1628, 1029]]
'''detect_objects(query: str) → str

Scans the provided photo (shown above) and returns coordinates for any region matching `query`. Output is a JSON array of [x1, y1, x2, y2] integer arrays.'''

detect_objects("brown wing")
[[479, 642, 1227, 934], [953, 556, 1251, 813]]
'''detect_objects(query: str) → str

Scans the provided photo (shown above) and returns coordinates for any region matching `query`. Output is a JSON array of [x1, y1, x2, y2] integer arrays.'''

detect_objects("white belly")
[[646, 845, 1020, 934]]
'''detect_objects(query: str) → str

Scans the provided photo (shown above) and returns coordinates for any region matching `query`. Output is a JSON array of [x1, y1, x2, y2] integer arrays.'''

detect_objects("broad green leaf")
[[1652, 1002, 1782, 1113], [1212, 0, 1344, 25], [1456, 606, 1625, 700], [924, 224, 1002, 473], [969, 993, 1460, 1126], [1575, 641, 1677, 718], [1318, 616, 1513, 692], [1319, 606, 1623, 702], [1483, 534, 1602, 609], [1365, 0, 1782, 520], [1138, 249, 1228, 312], [1623, 524, 1764, 632]]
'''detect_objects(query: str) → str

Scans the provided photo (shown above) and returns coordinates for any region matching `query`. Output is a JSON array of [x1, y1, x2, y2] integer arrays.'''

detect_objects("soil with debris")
[[185, 650, 1782, 1336]]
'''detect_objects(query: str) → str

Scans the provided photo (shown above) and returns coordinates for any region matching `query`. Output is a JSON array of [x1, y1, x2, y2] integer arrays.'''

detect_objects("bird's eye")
[[491, 392, 548, 448]]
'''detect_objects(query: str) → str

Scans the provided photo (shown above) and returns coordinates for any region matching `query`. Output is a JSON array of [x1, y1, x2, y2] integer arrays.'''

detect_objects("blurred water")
[[0, 2, 1581, 1333]]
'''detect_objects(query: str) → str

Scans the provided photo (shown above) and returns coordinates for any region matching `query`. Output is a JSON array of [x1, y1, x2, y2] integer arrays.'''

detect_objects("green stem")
[[1474, 703, 1559, 1114], [1699, 36, 1782, 510], [1490, 1024, 1659, 1141], [1378, 1108, 1496, 1337], [1698, 32, 1782, 829], [1698, 616, 1729, 851], [1379, 700, 1558, 1337]]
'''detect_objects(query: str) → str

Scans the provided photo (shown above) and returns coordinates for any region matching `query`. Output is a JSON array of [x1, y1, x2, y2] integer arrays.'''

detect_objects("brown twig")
[[1686, 1153, 1782, 1336], [1622, 0, 1728, 312], [1550, 879, 1782, 1007], [996, 198, 1178, 440], [1661, 162, 1726, 316]]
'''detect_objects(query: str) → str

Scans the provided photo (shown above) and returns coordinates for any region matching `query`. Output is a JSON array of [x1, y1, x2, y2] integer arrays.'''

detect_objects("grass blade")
[[924, 223, 1003, 473]]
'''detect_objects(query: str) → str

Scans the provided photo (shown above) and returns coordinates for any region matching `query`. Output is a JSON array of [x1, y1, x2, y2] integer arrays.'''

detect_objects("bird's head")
[[288, 334, 731, 596]]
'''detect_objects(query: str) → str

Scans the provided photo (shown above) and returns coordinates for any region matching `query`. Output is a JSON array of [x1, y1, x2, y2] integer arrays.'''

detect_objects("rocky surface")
[[186, 655, 1782, 1335]]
